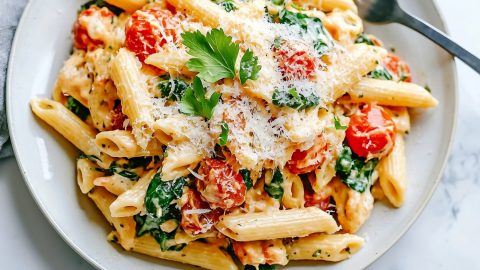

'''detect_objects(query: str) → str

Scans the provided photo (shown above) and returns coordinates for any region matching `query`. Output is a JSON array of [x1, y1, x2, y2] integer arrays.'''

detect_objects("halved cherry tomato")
[[346, 104, 396, 158], [384, 53, 412, 82], [286, 135, 328, 174], [196, 158, 246, 210], [274, 41, 315, 80], [73, 6, 114, 51], [125, 7, 178, 62], [180, 188, 221, 236]]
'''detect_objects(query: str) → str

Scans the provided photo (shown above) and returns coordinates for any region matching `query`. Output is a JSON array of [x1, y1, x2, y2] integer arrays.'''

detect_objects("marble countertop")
[[1, 0, 479, 269]]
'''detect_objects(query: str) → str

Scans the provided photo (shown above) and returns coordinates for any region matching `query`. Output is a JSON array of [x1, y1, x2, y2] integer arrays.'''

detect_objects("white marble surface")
[[1, 0, 479, 269]]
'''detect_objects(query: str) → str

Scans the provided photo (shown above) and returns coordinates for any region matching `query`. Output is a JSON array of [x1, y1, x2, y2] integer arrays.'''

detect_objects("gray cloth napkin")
[[0, 0, 29, 159]]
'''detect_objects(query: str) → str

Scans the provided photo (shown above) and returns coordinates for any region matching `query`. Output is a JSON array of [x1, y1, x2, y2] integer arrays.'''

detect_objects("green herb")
[[335, 145, 378, 193], [312, 249, 322, 257], [182, 29, 239, 83], [158, 76, 189, 101], [108, 162, 139, 180], [240, 169, 253, 190], [273, 37, 282, 49], [134, 174, 187, 251], [80, 0, 124, 16], [334, 115, 347, 130], [66, 96, 90, 120], [278, 9, 333, 56], [211, 0, 237, 12], [239, 49, 262, 84], [77, 154, 100, 162], [272, 87, 320, 110], [219, 121, 229, 146], [179, 77, 221, 119], [425, 85, 431, 93], [271, 0, 285, 5], [354, 33, 375, 46], [264, 168, 284, 200], [368, 66, 393, 81]]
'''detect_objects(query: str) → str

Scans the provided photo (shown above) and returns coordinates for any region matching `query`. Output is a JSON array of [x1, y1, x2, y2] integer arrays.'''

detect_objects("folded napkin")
[[0, 0, 29, 159]]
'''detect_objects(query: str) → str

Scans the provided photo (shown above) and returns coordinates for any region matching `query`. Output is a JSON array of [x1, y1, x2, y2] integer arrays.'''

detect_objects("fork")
[[355, 0, 480, 74]]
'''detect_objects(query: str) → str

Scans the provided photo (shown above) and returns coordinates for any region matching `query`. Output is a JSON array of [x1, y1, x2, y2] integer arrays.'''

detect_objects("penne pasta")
[[378, 134, 407, 207], [95, 130, 163, 158]]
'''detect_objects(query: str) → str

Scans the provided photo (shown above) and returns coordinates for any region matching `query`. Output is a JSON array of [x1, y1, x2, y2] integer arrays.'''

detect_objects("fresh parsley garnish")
[[264, 168, 284, 200], [179, 77, 221, 120], [240, 49, 262, 84], [335, 145, 378, 193], [355, 33, 375, 46], [272, 87, 320, 110], [334, 115, 347, 130], [80, 0, 124, 15], [219, 121, 229, 146], [279, 9, 334, 56], [135, 174, 187, 251], [182, 29, 239, 83], [158, 76, 189, 101], [66, 96, 90, 120], [368, 66, 393, 81], [240, 169, 253, 190]]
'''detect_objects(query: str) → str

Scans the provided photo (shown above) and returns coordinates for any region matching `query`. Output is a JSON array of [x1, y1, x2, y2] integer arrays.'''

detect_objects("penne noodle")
[[95, 130, 163, 158], [378, 134, 407, 207]]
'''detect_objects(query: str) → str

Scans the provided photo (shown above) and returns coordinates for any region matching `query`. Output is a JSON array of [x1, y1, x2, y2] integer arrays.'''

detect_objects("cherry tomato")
[[180, 188, 221, 236], [346, 104, 396, 158], [73, 6, 114, 51], [304, 192, 331, 211], [110, 101, 127, 130], [196, 159, 246, 210], [275, 41, 315, 80], [286, 135, 328, 174], [384, 53, 412, 82], [125, 7, 178, 62]]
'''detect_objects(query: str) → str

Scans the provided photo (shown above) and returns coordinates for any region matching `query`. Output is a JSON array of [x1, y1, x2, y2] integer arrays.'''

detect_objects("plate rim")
[[6, 0, 458, 269]]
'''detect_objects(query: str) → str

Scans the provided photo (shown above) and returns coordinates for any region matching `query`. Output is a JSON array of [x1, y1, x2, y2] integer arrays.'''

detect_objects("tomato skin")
[[286, 135, 328, 174], [384, 53, 412, 82], [346, 104, 396, 158], [275, 41, 315, 80], [125, 7, 177, 62], [180, 188, 221, 236], [110, 102, 127, 130], [73, 7, 114, 51], [196, 159, 246, 210], [304, 193, 331, 211]]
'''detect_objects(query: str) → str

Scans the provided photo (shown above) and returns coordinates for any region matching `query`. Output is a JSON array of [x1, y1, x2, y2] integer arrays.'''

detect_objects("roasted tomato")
[[125, 7, 178, 62], [232, 240, 288, 266], [180, 188, 221, 236], [196, 158, 246, 210], [286, 135, 329, 174], [384, 53, 412, 82], [304, 192, 331, 211], [346, 104, 396, 159], [73, 6, 114, 51], [109, 101, 128, 130], [274, 41, 316, 80]]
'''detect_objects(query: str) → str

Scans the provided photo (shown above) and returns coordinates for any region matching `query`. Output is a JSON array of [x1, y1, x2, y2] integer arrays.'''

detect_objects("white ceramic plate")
[[7, 0, 457, 269]]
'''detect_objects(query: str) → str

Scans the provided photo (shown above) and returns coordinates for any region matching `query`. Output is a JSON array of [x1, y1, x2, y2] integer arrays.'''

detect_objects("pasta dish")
[[29, 0, 438, 269]]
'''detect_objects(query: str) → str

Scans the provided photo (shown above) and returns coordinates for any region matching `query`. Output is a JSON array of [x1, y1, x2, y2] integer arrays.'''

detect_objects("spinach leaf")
[[219, 121, 229, 146], [264, 168, 284, 200], [134, 174, 187, 251], [354, 33, 375, 46], [80, 0, 124, 15], [272, 87, 320, 110], [335, 145, 378, 193], [240, 169, 253, 190], [158, 76, 189, 101], [77, 154, 100, 162], [278, 9, 334, 56], [368, 66, 393, 81], [66, 96, 90, 120]]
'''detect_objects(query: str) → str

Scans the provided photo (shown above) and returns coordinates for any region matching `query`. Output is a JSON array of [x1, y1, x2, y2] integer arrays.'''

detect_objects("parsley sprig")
[[179, 77, 221, 120], [182, 28, 261, 84]]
